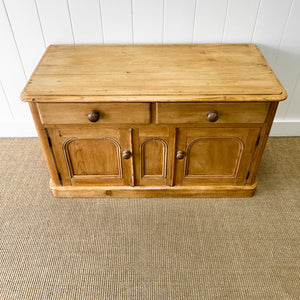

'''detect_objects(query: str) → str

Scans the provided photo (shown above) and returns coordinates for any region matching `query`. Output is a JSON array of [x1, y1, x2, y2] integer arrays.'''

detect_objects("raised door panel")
[[186, 137, 243, 177], [140, 138, 167, 177], [47, 127, 133, 186], [133, 127, 175, 186], [64, 138, 121, 177], [175, 127, 260, 185]]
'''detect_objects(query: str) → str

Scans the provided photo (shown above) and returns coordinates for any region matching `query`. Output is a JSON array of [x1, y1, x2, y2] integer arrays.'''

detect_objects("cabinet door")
[[133, 127, 175, 186], [47, 127, 133, 186], [175, 127, 260, 185]]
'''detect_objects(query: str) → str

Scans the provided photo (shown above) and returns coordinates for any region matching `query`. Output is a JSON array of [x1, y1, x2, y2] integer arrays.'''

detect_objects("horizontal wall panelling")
[[274, 0, 300, 120], [101, 0, 133, 43], [68, 0, 104, 44], [132, 0, 164, 44], [252, 0, 293, 68], [222, 0, 261, 43], [193, 0, 228, 43], [0, 80, 13, 121], [4, 0, 46, 79], [164, 0, 196, 43], [0, 0, 31, 120], [0, 0, 300, 136], [36, 0, 74, 45]]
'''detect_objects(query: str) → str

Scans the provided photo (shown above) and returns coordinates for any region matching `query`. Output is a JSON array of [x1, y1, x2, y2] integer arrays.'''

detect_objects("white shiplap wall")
[[0, 0, 299, 137]]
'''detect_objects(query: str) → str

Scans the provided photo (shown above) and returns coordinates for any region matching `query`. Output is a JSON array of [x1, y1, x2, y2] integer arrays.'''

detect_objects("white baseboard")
[[0, 120, 299, 137], [0, 120, 37, 137], [270, 121, 300, 136]]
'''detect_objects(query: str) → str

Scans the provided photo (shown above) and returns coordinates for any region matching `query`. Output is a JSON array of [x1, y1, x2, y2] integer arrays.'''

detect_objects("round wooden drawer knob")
[[207, 110, 219, 122], [122, 150, 131, 159], [176, 150, 185, 160], [88, 110, 100, 122]]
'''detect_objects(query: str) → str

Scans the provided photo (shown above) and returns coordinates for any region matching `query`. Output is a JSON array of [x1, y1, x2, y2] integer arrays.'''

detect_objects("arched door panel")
[[47, 127, 133, 186], [175, 127, 260, 185]]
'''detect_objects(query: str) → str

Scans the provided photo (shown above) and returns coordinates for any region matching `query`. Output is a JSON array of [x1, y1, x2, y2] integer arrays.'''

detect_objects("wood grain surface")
[[156, 102, 270, 124], [37, 102, 150, 125], [21, 44, 286, 102], [23, 44, 285, 197]]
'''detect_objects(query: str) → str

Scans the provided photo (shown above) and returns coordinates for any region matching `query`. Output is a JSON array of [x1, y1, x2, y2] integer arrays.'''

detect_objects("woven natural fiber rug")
[[0, 138, 299, 299]]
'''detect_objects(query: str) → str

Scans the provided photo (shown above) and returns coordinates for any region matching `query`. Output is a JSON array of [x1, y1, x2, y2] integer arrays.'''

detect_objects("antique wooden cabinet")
[[21, 44, 286, 197]]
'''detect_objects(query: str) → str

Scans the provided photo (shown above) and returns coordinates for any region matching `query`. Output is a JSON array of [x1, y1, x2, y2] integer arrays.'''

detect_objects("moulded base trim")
[[50, 180, 257, 198]]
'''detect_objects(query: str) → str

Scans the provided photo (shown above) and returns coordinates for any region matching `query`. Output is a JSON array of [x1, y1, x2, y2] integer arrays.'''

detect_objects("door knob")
[[176, 150, 185, 160], [122, 150, 131, 159], [88, 110, 100, 122], [207, 110, 219, 122]]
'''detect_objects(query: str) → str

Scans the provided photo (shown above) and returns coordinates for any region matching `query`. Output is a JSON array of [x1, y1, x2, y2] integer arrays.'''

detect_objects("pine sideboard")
[[21, 44, 286, 197]]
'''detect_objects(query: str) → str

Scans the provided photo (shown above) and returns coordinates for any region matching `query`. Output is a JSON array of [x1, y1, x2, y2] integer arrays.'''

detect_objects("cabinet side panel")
[[246, 102, 279, 185], [28, 102, 61, 186]]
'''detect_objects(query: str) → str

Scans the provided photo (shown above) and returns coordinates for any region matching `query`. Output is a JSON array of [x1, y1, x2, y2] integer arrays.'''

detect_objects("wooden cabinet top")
[[21, 44, 286, 103]]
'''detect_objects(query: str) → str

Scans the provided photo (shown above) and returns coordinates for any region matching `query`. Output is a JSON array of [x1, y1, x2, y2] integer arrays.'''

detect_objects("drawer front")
[[156, 103, 270, 124], [37, 103, 150, 125]]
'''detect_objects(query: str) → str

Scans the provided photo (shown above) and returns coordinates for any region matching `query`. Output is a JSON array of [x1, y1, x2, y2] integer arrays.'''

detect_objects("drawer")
[[156, 102, 270, 124], [37, 103, 150, 125]]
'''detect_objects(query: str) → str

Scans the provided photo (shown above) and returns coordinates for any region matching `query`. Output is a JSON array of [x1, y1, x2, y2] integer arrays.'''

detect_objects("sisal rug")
[[0, 138, 299, 299]]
